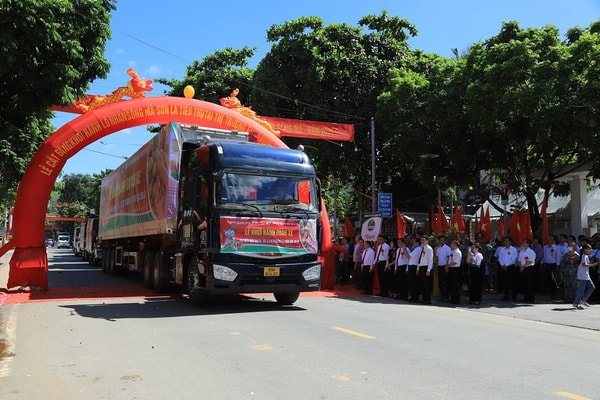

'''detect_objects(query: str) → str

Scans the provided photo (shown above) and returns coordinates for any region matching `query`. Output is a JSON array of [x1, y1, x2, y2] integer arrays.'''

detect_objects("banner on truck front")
[[219, 216, 318, 255]]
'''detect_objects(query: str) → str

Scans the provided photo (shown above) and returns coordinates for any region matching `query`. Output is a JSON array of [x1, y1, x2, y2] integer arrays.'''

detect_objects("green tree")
[[49, 170, 111, 232], [156, 47, 256, 104], [379, 20, 600, 231], [378, 52, 467, 210], [250, 11, 418, 203], [0, 0, 115, 204]]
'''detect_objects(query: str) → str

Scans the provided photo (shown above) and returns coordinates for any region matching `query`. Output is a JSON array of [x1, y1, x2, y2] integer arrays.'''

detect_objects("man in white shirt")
[[416, 236, 434, 304], [394, 238, 410, 300], [375, 234, 392, 297], [519, 239, 537, 303], [360, 240, 376, 295], [496, 237, 519, 301], [407, 238, 422, 303], [352, 236, 364, 289], [446, 240, 462, 304], [435, 235, 452, 300], [542, 235, 559, 299]]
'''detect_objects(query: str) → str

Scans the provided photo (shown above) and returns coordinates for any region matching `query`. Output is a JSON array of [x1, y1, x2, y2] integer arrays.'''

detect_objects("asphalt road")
[[1, 249, 599, 399]]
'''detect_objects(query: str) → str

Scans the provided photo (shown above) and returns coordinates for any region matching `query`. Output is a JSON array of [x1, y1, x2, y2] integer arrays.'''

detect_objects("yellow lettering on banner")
[[144, 106, 155, 116], [38, 163, 53, 176], [170, 105, 178, 114], [179, 105, 192, 116], [80, 121, 102, 138], [156, 104, 169, 115], [224, 117, 246, 131], [99, 109, 144, 129]]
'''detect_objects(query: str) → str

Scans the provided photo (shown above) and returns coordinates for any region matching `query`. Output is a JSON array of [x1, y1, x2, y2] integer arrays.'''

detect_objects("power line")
[[69, 7, 365, 123], [83, 148, 128, 159]]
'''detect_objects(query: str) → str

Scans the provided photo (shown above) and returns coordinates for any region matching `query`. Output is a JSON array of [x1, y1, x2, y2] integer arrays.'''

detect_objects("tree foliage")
[[0, 0, 115, 205], [378, 20, 600, 231], [250, 11, 418, 194], [156, 47, 257, 104], [48, 170, 111, 232]]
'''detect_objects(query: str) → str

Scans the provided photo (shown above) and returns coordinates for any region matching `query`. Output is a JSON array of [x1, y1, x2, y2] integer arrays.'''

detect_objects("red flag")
[[451, 205, 466, 232], [508, 211, 522, 245], [396, 210, 407, 239], [481, 206, 492, 243], [540, 195, 549, 246], [344, 217, 354, 238], [438, 206, 450, 231], [521, 210, 533, 242], [474, 214, 480, 236], [496, 215, 506, 237]]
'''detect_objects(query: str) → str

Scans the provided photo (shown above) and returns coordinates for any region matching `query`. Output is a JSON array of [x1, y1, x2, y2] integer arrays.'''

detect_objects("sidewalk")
[[325, 283, 600, 331]]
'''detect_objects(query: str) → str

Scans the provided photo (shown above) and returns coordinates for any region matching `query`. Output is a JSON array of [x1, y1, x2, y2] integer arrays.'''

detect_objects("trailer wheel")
[[186, 259, 208, 306], [143, 251, 155, 289], [107, 249, 117, 275], [152, 253, 169, 293], [274, 292, 300, 305], [101, 249, 108, 273]]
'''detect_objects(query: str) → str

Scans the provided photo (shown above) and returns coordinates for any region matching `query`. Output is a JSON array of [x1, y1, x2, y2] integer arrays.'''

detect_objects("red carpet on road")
[[0, 284, 364, 305]]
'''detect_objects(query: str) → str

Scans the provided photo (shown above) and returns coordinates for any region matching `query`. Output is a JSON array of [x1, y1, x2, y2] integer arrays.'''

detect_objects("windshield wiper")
[[219, 202, 263, 217]]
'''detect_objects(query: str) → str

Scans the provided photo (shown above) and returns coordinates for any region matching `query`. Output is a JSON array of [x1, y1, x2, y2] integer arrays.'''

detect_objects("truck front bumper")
[[206, 260, 321, 294]]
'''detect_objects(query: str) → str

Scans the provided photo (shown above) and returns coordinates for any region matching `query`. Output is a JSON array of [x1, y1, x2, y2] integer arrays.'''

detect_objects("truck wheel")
[[101, 250, 108, 273], [143, 251, 155, 289], [274, 292, 300, 305], [186, 259, 207, 306], [107, 249, 116, 275], [152, 253, 169, 293]]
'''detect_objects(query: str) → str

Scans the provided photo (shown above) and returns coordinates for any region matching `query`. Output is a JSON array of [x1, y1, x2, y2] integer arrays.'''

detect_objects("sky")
[[56, 0, 600, 177]]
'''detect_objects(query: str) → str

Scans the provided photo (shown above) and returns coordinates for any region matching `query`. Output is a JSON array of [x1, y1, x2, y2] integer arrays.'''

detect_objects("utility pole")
[[370, 116, 376, 213]]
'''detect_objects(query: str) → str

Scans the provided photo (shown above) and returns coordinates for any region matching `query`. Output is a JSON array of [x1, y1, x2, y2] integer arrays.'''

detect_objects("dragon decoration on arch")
[[74, 68, 153, 112], [219, 88, 280, 137]]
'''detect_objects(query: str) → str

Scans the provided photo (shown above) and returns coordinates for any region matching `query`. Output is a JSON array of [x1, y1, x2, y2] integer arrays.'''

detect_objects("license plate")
[[263, 267, 280, 277]]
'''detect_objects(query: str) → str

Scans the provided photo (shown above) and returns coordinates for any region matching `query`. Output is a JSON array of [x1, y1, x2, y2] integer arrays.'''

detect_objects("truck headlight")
[[213, 264, 238, 282], [302, 265, 321, 281]]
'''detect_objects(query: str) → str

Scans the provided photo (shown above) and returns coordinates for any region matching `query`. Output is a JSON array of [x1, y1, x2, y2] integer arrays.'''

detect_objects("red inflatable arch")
[[2, 96, 333, 290]]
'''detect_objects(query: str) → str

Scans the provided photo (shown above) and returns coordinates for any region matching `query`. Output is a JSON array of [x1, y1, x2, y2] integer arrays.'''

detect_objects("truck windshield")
[[218, 173, 318, 211]]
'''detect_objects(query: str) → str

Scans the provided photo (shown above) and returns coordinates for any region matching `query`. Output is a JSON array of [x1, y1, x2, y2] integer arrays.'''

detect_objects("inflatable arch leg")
[[3, 97, 333, 290]]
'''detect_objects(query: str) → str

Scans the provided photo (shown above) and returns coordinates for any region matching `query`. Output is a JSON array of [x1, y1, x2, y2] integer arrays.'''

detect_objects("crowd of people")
[[333, 232, 599, 308]]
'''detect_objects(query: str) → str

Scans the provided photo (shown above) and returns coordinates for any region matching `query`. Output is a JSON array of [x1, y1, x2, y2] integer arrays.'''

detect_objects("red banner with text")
[[220, 216, 318, 255], [261, 116, 354, 142]]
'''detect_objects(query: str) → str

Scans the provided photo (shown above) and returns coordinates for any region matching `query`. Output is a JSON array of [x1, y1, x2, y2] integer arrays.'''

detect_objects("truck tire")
[[274, 292, 300, 305], [143, 251, 155, 289], [101, 250, 108, 273], [107, 248, 116, 275], [152, 253, 169, 293], [186, 259, 208, 306]]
